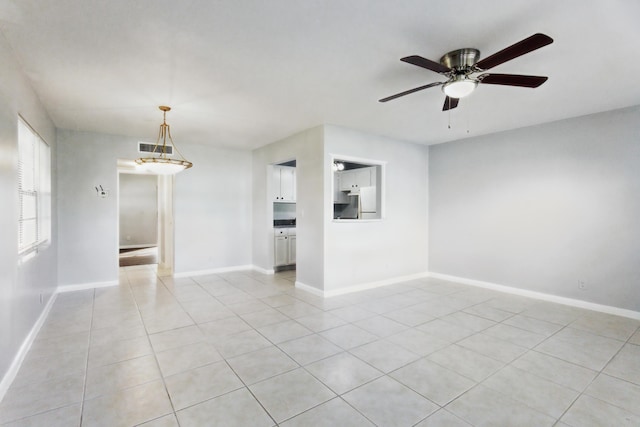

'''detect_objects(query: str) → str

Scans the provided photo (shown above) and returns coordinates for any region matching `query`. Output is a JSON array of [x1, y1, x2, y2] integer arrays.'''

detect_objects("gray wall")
[[57, 129, 253, 285], [323, 125, 429, 292], [252, 125, 429, 294], [429, 106, 640, 311], [174, 144, 252, 273], [118, 173, 158, 247], [0, 34, 57, 387], [252, 126, 325, 289]]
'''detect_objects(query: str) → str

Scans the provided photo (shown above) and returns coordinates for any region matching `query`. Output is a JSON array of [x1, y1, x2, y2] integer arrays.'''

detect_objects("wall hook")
[[95, 185, 108, 198]]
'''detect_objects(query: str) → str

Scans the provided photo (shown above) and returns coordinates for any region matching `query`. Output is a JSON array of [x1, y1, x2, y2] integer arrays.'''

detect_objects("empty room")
[[0, 1, 639, 426]]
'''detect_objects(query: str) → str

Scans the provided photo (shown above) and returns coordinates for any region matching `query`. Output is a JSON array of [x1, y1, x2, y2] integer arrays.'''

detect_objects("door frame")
[[156, 174, 174, 275], [116, 159, 174, 274]]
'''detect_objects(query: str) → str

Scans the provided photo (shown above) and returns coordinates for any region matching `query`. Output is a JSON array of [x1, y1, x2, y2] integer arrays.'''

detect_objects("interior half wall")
[[323, 125, 429, 294]]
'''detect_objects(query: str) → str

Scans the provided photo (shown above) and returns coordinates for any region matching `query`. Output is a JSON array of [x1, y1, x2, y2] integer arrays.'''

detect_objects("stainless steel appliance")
[[337, 186, 377, 219]]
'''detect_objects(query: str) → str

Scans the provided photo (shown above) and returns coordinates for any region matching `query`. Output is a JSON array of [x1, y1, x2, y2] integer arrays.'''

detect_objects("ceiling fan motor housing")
[[440, 48, 480, 73], [440, 48, 480, 98]]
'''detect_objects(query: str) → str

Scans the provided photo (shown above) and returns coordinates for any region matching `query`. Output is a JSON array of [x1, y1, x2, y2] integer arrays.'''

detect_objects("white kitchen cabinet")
[[338, 167, 375, 192], [273, 165, 296, 202], [288, 235, 296, 264], [339, 170, 355, 191], [355, 167, 373, 187], [333, 172, 349, 203], [274, 235, 289, 266], [274, 228, 296, 267]]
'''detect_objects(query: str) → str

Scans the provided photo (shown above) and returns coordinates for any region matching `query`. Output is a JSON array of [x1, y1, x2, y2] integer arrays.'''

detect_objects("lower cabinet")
[[274, 228, 296, 267], [288, 235, 296, 264], [274, 235, 289, 266]]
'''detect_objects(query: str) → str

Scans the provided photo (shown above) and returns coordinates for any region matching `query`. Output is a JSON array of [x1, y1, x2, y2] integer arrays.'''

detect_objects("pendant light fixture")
[[135, 106, 193, 174]]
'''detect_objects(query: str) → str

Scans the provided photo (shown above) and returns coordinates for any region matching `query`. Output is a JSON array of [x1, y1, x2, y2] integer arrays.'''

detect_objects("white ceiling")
[[1, 0, 639, 149]]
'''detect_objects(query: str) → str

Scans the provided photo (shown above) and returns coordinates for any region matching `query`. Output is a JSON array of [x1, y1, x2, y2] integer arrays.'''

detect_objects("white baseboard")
[[253, 265, 275, 275], [173, 264, 255, 278], [295, 271, 430, 298], [324, 272, 430, 297], [428, 272, 640, 320], [0, 292, 57, 403], [295, 281, 324, 297], [57, 280, 118, 293]]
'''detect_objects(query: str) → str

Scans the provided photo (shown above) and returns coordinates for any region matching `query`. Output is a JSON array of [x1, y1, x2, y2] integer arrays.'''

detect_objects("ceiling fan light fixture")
[[135, 106, 193, 175], [442, 78, 477, 99]]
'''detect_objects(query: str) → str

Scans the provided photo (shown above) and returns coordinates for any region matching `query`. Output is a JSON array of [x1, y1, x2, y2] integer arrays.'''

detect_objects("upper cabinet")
[[333, 173, 349, 203], [273, 165, 296, 202], [338, 166, 376, 191]]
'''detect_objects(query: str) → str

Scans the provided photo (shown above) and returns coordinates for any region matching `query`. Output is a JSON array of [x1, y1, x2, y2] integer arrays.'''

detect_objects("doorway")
[[271, 159, 297, 274], [117, 160, 174, 274], [118, 172, 158, 267]]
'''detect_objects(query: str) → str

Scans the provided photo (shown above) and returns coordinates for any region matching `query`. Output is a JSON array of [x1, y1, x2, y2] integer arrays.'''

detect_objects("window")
[[332, 157, 384, 220], [18, 117, 51, 255]]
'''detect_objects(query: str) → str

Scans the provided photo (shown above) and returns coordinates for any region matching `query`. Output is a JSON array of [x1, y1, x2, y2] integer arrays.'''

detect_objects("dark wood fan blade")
[[478, 73, 548, 88], [401, 55, 452, 74], [379, 82, 444, 103], [442, 96, 459, 111], [475, 33, 553, 71]]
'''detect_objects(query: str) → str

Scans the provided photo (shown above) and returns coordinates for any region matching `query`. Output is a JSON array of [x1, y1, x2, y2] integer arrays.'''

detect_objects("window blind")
[[18, 117, 50, 254]]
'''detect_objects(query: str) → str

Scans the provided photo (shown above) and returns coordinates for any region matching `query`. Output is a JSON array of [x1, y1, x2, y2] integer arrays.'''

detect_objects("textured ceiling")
[[1, 0, 639, 149]]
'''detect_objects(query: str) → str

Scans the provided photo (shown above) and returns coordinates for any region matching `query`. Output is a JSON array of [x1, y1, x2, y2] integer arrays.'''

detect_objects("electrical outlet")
[[578, 280, 586, 290]]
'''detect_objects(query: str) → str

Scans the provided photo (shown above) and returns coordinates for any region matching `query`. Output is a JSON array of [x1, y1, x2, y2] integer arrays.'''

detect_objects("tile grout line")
[[141, 268, 634, 426], [490, 307, 638, 425], [187, 269, 298, 426], [130, 269, 183, 425], [192, 270, 427, 425], [143, 268, 298, 424], [222, 359, 280, 426], [77, 287, 96, 426], [28, 267, 635, 427]]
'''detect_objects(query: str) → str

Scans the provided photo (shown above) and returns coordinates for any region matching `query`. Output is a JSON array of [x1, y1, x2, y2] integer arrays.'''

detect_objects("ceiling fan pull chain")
[[467, 109, 470, 134], [448, 99, 451, 129]]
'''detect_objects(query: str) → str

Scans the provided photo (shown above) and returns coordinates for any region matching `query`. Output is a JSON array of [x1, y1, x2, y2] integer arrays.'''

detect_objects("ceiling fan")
[[379, 33, 553, 111]]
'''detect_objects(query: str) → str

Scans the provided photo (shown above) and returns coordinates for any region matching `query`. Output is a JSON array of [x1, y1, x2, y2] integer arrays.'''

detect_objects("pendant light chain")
[[135, 106, 193, 174]]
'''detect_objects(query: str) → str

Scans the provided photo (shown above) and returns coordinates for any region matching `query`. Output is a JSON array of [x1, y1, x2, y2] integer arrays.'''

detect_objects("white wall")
[[429, 106, 640, 312], [173, 144, 252, 273], [0, 34, 57, 388], [252, 126, 325, 289], [119, 173, 158, 247], [57, 130, 123, 285], [323, 125, 429, 293], [57, 129, 253, 285]]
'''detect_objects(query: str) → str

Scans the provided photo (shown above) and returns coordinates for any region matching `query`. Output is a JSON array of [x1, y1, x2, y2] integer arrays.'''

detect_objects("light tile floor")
[[1, 265, 639, 426]]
